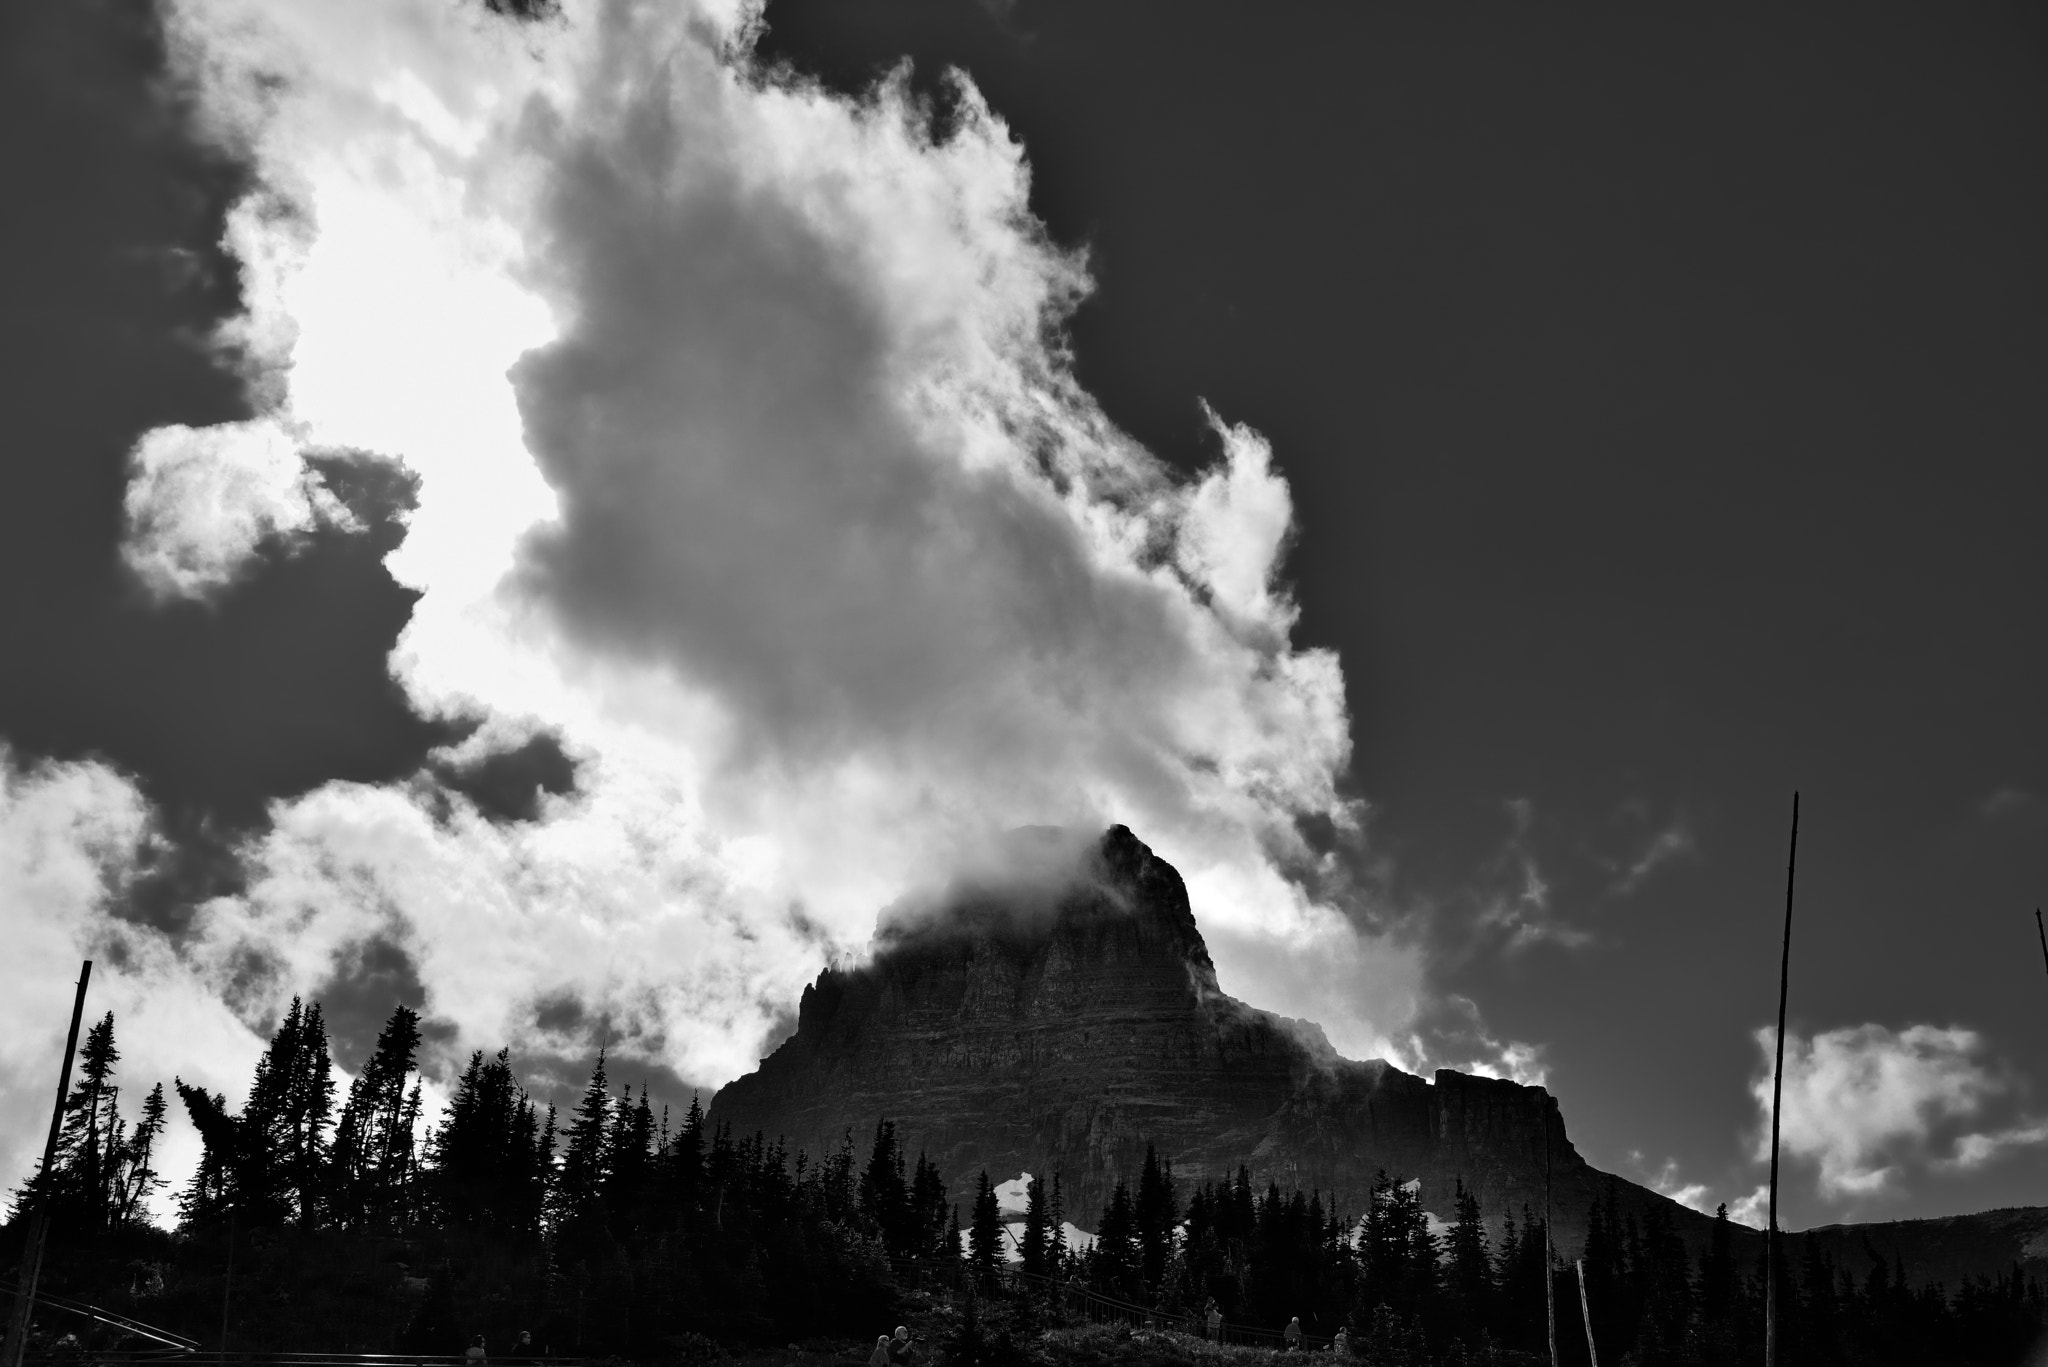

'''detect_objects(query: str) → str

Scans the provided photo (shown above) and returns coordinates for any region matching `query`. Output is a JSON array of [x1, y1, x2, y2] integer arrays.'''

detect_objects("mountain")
[[710, 824, 1715, 1258], [708, 824, 2042, 1288]]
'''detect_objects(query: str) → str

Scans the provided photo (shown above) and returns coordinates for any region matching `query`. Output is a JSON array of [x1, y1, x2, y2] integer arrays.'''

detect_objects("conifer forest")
[[7, 1006, 2045, 1367]]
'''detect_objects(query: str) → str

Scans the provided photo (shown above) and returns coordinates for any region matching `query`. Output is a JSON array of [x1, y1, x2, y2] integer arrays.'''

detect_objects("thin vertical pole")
[[1576, 1257, 1599, 1367], [219, 1209, 235, 1357], [1544, 1091, 1558, 1367], [2034, 909, 2046, 978], [1765, 793, 1799, 1367], [2, 961, 93, 1367]]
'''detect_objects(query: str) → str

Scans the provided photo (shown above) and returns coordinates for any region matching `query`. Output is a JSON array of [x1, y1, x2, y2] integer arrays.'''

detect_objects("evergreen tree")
[[1701, 1202, 1735, 1322], [1445, 1179, 1490, 1338], [968, 1169, 1003, 1292], [173, 1081, 241, 1226], [242, 998, 334, 1224], [1135, 1145, 1178, 1296], [113, 1081, 169, 1227], [603, 1082, 655, 1223], [330, 1004, 421, 1231], [55, 1011, 122, 1227], [859, 1119, 912, 1255], [433, 1047, 534, 1236], [1093, 1177, 1140, 1299], [672, 1094, 705, 1215], [556, 1048, 611, 1218], [910, 1151, 952, 1261], [1020, 1171, 1049, 1277], [1048, 1171, 1067, 1274]]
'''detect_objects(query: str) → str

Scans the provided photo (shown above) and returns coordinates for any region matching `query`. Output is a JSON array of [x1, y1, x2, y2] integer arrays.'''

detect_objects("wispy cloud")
[[1473, 798, 1593, 953], [1937, 1122, 2048, 1172], [1608, 817, 1696, 896], [1981, 787, 2040, 820]]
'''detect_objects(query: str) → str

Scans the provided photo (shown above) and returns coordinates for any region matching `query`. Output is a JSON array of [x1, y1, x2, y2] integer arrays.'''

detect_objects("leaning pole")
[[1765, 795, 1799, 1367], [2, 961, 93, 1367]]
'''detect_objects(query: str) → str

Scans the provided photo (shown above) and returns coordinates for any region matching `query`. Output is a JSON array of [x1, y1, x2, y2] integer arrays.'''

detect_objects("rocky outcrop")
[[709, 824, 2048, 1289], [708, 825, 1711, 1258]]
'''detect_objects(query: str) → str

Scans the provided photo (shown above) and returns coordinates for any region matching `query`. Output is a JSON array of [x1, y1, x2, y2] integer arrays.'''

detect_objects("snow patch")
[[994, 1172, 1033, 1219]]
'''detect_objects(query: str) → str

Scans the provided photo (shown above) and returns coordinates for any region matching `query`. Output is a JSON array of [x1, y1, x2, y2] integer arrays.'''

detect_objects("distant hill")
[[709, 824, 2044, 1290]]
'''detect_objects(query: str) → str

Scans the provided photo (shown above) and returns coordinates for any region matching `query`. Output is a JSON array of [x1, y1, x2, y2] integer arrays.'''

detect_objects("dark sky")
[[1, 0, 2043, 1230], [748, 0, 2048, 1225]]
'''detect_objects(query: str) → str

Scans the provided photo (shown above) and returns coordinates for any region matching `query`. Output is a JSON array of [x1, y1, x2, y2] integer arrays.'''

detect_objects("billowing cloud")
[[121, 419, 360, 598], [0, 0, 1435, 1201], [0, 750, 263, 1223], [1727, 1182, 1769, 1230], [1749, 1023, 2007, 1199]]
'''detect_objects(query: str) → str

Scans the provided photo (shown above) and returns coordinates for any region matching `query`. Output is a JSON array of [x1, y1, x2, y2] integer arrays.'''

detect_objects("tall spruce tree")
[[330, 1004, 421, 1231], [1445, 1179, 1491, 1338], [1135, 1145, 1177, 1295], [859, 1119, 912, 1255], [556, 1048, 611, 1219], [47, 1011, 123, 1228], [603, 1082, 656, 1225], [1093, 1177, 1141, 1299], [1020, 1171, 1049, 1277], [910, 1151, 950, 1261], [969, 1169, 1003, 1292]]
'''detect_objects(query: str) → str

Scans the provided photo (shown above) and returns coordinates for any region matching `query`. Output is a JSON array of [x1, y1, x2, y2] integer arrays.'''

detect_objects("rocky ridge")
[[709, 825, 1716, 1260], [709, 825, 2048, 1288]]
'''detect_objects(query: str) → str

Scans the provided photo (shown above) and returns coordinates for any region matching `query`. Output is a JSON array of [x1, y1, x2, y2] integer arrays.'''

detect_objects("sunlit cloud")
[[1627, 1151, 1714, 1215], [1748, 1023, 2008, 1200], [0, 0, 1434, 1204]]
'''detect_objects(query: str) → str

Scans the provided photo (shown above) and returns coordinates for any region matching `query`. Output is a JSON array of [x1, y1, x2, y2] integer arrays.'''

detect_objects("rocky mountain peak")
[[718, 825, 1695, 1261]]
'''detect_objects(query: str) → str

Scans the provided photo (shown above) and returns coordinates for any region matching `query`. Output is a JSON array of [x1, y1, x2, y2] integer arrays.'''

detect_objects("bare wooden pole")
[[219, 1209, 235, 1355], [1575, 1257, 1599, 1367], [2, 961, 93, 1367], [1544, 1091, 1558, 1367], [1765, 793, 1798, 1367]]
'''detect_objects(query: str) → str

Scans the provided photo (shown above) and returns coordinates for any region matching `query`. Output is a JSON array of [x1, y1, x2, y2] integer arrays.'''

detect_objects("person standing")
[[466, 1336, 488, 1365], [1283, 1317, 1302, 1352], [1205, 1301, 1222, 1341]]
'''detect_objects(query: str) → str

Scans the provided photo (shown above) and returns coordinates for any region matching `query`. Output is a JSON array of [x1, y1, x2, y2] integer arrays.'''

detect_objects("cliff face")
[[709, 825, 2048, 1288], [708, 825, 1708, 1258]]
